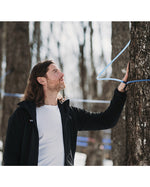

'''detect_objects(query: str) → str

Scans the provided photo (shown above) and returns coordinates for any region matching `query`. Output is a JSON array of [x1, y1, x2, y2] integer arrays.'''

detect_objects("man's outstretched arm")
[[71, 63, 129, 131]]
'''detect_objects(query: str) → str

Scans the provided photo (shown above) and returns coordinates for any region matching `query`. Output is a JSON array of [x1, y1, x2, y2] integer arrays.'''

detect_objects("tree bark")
[[1, 22, 31, 147], [0, 22, 2, 80], [0, 22, 3, 140], [111, 22, 130, 165], [126, 22, 150, 165], [0, 22, 7, 142]]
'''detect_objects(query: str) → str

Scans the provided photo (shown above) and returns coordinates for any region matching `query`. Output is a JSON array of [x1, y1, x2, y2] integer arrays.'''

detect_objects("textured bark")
[[0, 22, 3, 140], [0, 22, 7, 142], [0, 22, 2, 79], [126, 22, 150, 165], [111, 22, 130, 165], [1, 22, 31, 146]]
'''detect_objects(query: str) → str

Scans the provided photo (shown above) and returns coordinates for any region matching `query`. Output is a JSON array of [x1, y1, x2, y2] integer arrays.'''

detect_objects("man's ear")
[[37, 77, 46, 85]]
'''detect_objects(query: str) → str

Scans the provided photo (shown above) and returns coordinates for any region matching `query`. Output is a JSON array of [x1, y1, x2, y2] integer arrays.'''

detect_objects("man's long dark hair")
[[23, 60, 63, 107]]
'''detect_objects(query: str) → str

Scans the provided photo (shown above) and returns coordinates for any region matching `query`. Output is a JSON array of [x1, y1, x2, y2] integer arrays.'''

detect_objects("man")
[[3, 60, 129, 166]]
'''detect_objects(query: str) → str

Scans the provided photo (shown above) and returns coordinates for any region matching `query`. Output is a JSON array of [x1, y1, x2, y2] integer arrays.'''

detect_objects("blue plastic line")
[[97, 40, 131, 81], [96, 40, 150, 85], [77, 136, 89, 142], [127, 79, 150, 85], [76, 141, 88, 147], [102, 138, 111, 144], [104, 145, 112, 150], [70, 98, 110, 104], [97, 78, 125, 83], [4, 93, 24, 98]]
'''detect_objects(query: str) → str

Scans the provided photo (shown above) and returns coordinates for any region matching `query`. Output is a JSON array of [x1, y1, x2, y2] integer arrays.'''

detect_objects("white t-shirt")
[[36, 105, 64, 166]]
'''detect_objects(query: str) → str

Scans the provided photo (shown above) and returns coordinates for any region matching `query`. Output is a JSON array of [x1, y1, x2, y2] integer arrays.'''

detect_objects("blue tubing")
[[97, 40, 131, 81], [96, 40, 150, 85]]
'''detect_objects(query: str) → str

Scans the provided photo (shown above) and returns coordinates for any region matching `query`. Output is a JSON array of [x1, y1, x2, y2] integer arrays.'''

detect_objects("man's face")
[[45, 63, 65, 91]]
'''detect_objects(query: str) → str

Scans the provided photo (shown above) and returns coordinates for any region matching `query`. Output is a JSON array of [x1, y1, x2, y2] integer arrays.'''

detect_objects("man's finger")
[[123, 62, 130, 82]]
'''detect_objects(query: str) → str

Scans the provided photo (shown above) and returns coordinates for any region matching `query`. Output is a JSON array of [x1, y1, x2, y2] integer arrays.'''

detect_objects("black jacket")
[[3, 88, 126, 166]]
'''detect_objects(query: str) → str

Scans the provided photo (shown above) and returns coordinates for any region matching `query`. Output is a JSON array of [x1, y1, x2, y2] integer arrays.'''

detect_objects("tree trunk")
[[89, 22, 97, 99], [76, 23, 89, 159], [78, 23, 87, 107], [86, 22, 103, 166], [0, 22, 2, 81], [126, 22, 150, 165], [0, 22, 7, 142], [30, 22, 41, 64], [0, 22, 3, 140], [111, 22, 130, 165], [57, 40, 65, 97], [33, 22, 41, 62], [1, 22, 31, 147]]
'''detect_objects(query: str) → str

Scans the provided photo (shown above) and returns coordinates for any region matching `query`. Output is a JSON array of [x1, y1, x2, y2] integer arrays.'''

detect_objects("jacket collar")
[[57, 99, 70, 109]]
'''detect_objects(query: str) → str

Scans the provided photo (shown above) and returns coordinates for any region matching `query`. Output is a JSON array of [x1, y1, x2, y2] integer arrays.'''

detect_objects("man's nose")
[[60, 72, 64, 77]]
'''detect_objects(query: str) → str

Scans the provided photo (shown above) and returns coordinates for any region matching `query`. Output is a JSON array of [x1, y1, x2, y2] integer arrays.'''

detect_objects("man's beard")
[[47, 78, 66, 92], [58, 82, 65, 91], [53, 82, 65, 92]]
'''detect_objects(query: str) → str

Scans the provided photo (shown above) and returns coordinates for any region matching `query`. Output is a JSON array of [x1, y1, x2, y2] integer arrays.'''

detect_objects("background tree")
[[0, 22, 7, 142], [1, 22, 31, 148], [33, 22, 41, 62], [0, 22, 3, 140], [111, 22, 130, 165], [126, 22, 150, 165], [78, 22, 87, 108], [76, 22, 89, 156], [56, 23, 64, 97], [86, 22, 103, 166], [0, 23, 2, 86]]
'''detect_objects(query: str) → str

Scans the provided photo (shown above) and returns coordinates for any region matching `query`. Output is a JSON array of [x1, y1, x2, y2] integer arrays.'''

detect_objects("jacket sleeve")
[[3, 108, 24, 165], [72, 88, 127, 131]]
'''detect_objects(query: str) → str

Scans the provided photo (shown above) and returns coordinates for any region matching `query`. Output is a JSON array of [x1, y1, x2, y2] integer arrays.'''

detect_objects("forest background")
[[0, 21, 150, 166], [0, 1, 150, 187]]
